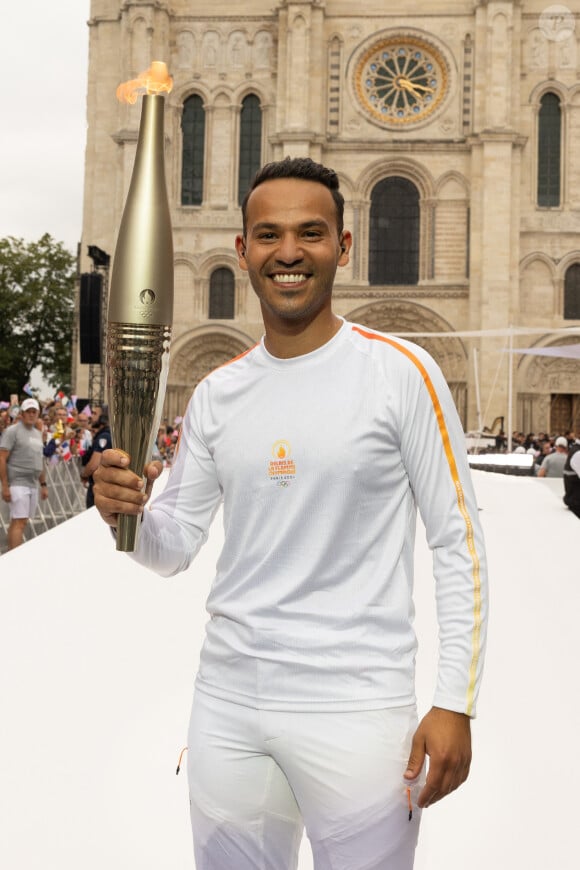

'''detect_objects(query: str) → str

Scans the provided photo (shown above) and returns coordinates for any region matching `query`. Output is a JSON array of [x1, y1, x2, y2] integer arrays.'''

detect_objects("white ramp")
[[0, 472, 577, 869]]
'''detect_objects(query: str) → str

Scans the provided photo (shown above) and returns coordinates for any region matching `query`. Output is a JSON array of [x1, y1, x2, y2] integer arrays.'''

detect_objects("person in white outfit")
[[94, 157, 488, 870]]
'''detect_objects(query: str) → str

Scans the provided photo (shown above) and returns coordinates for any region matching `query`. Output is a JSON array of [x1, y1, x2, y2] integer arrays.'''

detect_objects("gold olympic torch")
[[107, 62, 174, 551]]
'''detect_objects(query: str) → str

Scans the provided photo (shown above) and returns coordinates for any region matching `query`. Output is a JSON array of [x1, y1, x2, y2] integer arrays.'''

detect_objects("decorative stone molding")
[[519, 338, 580, 392], [333, 286, 469, 299]]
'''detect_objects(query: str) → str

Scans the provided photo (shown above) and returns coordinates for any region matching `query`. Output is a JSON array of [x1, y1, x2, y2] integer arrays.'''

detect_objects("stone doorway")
[[550, 393, 580, 434]]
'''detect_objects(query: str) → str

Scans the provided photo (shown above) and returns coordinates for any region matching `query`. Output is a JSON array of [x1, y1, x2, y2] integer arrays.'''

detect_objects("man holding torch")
[[94, 157, 488, 869]]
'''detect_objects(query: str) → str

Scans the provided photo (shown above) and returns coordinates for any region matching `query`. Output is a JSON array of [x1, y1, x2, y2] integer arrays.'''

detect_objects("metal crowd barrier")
[[0, 458, 87, 554]]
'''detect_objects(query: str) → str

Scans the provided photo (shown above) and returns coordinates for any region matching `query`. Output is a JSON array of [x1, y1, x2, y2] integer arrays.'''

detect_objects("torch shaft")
[[106, 93, 174, 552]]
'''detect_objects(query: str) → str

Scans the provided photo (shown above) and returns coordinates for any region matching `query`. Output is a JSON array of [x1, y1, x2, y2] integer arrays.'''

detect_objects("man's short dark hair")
[[241, 157, 344, 237]]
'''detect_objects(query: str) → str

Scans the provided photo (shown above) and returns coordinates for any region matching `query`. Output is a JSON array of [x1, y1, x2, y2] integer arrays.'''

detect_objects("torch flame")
[[116, 61, 173, 104]]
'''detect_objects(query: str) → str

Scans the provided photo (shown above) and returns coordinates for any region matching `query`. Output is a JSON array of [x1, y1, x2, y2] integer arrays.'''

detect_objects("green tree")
[[0, 234, 76, 398]]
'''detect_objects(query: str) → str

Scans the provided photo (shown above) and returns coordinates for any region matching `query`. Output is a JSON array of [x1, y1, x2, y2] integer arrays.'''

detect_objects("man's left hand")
[[404, 706, 472, 808]]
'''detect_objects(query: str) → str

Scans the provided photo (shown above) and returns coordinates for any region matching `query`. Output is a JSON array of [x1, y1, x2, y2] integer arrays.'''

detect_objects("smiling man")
[[234, 161, 351, 355], [94, 157, 488, 870]]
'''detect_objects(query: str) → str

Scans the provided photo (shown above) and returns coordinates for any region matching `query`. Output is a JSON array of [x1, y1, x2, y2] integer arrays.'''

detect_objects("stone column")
[[206, 97, 234, 209], [274, 0, 326, 156], [468, 0, 523, 432]]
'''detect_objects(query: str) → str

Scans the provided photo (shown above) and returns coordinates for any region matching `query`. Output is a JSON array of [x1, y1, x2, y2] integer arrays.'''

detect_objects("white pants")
[[8, 484, 38, 519], [187, 691, 423, 870]]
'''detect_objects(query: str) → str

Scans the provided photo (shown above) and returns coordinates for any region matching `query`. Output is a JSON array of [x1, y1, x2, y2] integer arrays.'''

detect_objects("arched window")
[[238, 94, 262, 205], [564, 263, 580, 320], [181, 95, 205, 206], [537, 92, 561, 207], [369, 177, 420, 285], [209, 268, 235, 319]]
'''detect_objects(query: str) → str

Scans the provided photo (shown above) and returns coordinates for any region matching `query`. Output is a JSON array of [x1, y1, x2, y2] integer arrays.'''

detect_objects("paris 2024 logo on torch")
[[138, 288, 156, 318]]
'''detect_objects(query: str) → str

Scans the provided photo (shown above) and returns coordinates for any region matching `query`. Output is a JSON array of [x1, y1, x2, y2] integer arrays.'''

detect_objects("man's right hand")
[[93, 449, 162, 527]]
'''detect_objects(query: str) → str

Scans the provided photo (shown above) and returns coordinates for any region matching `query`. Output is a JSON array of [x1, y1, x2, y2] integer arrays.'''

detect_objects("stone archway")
[[164, 331, 253, 421], [347, 300, 469, 424], [517, 337, 580, 433]]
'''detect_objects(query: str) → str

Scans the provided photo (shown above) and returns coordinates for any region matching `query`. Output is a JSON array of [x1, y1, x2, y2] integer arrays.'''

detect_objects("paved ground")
[[0, 471, 577, 869]]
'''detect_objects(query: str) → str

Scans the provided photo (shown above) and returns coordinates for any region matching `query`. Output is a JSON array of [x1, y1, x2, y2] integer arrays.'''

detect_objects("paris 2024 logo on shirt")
[[268, 440, 296, 488]]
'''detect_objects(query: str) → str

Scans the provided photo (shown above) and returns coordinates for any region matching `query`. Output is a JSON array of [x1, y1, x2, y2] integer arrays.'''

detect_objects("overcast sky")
[[1, 1, 90, 252]]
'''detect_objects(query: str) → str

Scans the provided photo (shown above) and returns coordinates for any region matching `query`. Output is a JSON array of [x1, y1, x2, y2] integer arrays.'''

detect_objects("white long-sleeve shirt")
[[132, 319, 488, 716]]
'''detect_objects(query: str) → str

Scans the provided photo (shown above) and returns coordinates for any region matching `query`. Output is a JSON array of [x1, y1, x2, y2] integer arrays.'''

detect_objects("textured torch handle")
[[107, 321, 171, 551]]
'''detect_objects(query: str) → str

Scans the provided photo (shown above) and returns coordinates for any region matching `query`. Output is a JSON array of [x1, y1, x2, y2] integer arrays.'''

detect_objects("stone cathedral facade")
[[77, 0, 580, 435]]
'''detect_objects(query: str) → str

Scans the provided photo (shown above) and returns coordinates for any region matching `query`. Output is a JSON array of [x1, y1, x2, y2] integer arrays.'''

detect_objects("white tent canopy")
[[508, 342, 580, 359]]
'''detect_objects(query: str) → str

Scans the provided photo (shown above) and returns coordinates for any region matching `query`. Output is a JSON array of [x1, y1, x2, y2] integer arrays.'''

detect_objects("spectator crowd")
[[488, 429, 579, 477], [0, 394, 182, 468], [1, 394, 576, 480], [2, 393, 578, 539], [0, 392, 184, 550]]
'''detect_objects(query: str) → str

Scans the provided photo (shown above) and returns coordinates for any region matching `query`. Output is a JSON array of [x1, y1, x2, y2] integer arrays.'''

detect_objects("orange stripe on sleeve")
[[351, 325, 482, 716], [195, 343, 259, 387], [217, 344, 259, 369]]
